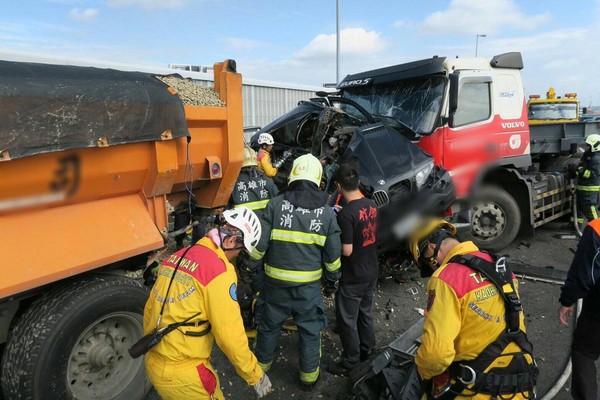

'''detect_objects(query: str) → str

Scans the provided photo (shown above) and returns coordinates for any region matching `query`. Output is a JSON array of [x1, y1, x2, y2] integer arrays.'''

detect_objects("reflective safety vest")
[[250, 194, 342, 287]]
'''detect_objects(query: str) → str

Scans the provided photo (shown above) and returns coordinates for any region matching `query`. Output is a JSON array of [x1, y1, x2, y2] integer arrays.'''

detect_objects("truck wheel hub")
[[86, 335, 117, 368], [472, 202, 505, 238], [67, 312, 143, 399]]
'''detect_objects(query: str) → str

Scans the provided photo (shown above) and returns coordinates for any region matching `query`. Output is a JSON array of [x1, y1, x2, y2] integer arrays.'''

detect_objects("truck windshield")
[[528, 103, 578, 121], [340, 76, 446, 135]]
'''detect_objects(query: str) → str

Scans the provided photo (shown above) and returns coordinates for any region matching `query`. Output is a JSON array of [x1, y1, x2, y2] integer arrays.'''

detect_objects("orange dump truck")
[[0, 59, 243, 399]]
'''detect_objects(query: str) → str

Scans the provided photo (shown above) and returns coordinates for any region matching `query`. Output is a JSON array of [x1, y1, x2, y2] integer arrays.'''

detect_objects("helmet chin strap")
[[218, 225, 246, 252], [420, 230, 454, 275]]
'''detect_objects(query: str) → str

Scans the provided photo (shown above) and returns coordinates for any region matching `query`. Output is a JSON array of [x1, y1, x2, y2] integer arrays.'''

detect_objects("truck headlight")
[[415, 161, 434, 189]]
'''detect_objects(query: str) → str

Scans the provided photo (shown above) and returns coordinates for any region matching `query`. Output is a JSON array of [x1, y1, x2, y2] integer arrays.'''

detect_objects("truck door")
[[445, 72, 495, 196], [445, 70, 529, 198]]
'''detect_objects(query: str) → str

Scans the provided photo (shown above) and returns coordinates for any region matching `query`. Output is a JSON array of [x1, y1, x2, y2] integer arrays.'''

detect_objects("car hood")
[[347, 123, 431, 189]]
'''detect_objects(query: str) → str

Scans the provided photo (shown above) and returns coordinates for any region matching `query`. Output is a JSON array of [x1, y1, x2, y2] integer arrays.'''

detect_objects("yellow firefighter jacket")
[[143, 237, 263, 386], [257, 148, 277, 177], [415, 241, 533, 399]]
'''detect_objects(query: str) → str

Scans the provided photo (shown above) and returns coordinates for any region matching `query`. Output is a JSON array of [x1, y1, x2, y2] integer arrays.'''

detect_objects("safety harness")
[[438, 253, 538, 400]]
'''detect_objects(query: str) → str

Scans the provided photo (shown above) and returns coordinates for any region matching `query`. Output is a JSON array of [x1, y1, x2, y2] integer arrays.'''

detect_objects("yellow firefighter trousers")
[[145, 352, 224, 400]]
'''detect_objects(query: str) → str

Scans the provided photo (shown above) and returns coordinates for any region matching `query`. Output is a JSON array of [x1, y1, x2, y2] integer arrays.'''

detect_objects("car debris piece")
[[554, 233, 577, 240]]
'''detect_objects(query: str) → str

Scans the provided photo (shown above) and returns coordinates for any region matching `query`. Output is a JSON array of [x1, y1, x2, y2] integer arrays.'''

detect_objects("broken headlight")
[[415, 161, 434, 189]]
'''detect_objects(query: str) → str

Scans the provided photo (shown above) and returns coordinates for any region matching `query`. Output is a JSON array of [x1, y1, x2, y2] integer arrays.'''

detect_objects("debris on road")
[[554, 233, 578, 240]]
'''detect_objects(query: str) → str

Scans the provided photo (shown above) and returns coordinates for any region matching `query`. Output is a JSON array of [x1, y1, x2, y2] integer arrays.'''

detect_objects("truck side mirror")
[[448, 72, 460, 127]]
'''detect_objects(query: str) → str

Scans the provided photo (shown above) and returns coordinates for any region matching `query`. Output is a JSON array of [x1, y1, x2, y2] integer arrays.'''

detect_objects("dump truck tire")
[[1, 275, 151, 400], [462, 185, 521, 251]]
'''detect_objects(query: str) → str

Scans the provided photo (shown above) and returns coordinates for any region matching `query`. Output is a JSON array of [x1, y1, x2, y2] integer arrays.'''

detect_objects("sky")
[[2, 0, 600, 106]]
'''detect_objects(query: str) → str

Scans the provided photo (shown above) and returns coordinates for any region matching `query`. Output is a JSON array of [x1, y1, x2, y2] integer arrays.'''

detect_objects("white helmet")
[[222, 207, 262, 253], [257, 133, 274, 145], [585, 134, 600, 152], [288, 153, 323, 187]]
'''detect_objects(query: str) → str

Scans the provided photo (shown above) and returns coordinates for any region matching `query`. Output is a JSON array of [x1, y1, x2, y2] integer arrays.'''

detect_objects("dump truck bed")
[[0, 59, 243, 298]]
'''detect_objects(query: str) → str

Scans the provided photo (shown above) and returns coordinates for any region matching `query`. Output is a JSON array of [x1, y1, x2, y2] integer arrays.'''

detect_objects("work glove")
[[253, 372, 273, 398], [323, 280, 338, 297], [567, 162, 579, 179]]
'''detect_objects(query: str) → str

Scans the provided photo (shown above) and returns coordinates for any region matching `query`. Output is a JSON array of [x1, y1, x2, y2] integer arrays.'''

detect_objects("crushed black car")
[[251, 94, 455, 260]]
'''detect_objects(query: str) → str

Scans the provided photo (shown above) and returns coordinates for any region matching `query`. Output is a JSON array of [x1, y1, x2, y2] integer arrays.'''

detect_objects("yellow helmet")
[[585, 134, 600, 152], [241, 145, 257, 168], [288, 153, 323, 186], [408, 218, 457, 275]]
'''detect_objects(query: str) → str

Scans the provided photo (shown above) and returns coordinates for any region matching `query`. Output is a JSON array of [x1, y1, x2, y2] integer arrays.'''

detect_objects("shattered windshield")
[[340, 76, 446, 135]]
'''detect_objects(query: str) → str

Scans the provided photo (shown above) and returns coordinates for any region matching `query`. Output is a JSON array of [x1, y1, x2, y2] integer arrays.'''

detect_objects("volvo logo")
[[501, 121, 526, 129]]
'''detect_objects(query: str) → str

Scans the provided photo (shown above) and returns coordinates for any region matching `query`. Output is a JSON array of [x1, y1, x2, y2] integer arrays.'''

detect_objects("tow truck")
[[528, 87, 580, 125]]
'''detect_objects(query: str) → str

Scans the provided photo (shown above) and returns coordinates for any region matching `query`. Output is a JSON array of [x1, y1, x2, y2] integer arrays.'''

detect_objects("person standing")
[[328, 164, 379, 376], [250, 153, 341, 391], [230, 145, 279, 320], [559, 217, 600, 400], [408, 219, 537, 399], [575, 134, 600, 224], [143, 207, 272, 399], [256, 132, 291, 178], [231, 145, 279, 216]]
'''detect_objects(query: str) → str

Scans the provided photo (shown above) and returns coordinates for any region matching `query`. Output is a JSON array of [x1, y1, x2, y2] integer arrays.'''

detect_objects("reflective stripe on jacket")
[[143, 237, 263, 386], [252, 194, 341, 286]]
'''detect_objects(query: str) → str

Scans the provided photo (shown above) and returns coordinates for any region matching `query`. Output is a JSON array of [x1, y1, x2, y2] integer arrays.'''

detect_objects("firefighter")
[[143, 207, 273, 400], [250, 153, 342, 391], [231, 145, 279, 217], [575, 134, 600, 224], [230, 145, 279, 326], [559, 217, 600, 400], [257, 132, 292, 178], [407, 219, 537, 399]]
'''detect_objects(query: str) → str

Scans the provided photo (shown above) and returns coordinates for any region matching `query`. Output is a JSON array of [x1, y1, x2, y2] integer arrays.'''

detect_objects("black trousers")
[[335, 279, 377, 366], [571, 312, 600, 400]]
